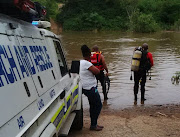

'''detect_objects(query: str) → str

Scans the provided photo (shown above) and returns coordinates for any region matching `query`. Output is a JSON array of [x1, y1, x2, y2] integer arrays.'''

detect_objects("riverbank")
[[61, 31, 180, 136], [68, 104, 180, 137]]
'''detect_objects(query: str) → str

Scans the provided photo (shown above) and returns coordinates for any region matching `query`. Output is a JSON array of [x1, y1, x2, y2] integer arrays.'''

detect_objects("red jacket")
[[147, 52, 154, 67]]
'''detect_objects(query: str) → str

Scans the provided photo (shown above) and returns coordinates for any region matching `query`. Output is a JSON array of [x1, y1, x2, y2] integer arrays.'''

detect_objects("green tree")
[[173, 19, 180, 31], [132, 12, 160, 33], [138, 0, 180, 30], [121, 0, 139, 28], [57, 0, 180, 32]]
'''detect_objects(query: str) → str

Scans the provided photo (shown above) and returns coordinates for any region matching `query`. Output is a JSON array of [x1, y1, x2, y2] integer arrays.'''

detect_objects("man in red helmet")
[[90, 45, 109, 100], [134, 43, 154, 105]]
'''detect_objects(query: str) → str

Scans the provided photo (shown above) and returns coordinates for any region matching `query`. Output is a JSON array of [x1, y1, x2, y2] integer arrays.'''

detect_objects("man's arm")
[[101, 55, 109, 76], [147, 52, 154, 67], [88, 65, 100, 75]]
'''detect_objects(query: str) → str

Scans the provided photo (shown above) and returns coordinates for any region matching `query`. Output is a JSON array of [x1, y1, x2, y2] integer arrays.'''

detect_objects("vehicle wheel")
[[71, 103, 83, 130]]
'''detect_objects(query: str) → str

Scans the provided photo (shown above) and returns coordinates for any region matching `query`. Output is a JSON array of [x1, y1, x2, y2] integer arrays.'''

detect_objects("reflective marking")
[[72, 85, 79, 104], [72, 85, 78, 93], [64, 105, 71, 119], [66, 94, 71, 101], [72, 95, 78, 104], [52, 84, 79, 129], [56, 107, 64, 130], [67, 97, 71, 105], [51, 103, 64, 129], [51, 103, 64, 122], [64, 93, 72, 119]]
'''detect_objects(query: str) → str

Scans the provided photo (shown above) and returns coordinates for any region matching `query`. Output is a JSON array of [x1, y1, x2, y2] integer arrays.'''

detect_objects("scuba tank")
[[131, 47, 142, 72], [130, 47, 152, 81]]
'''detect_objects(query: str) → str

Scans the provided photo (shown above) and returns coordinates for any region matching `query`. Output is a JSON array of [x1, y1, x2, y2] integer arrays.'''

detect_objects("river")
[[59, 31, 180, 110]]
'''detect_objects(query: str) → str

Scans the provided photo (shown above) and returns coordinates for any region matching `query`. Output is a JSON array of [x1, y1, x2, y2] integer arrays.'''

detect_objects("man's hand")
[[101, 55, 109, 76], [106, 72, 109, 76]]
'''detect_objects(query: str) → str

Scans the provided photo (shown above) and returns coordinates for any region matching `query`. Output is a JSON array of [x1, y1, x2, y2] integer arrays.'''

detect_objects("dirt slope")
[[68, 104, 180, 137]]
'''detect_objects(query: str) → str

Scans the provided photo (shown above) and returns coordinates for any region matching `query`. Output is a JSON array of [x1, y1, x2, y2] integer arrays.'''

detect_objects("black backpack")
[[140, 50, 151, 71]]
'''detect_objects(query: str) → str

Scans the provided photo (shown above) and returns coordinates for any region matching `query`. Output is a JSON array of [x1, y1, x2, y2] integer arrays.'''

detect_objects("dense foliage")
[[57, 0, 180, 32], [33, 0, 180, 32]]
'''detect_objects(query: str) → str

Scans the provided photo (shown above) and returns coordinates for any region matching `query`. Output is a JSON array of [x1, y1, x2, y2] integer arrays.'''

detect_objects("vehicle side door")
[[0, 22, 38, 131]]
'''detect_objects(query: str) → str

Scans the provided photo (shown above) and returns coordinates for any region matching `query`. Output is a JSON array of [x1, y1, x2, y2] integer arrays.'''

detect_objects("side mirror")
[[70, 60, 80, 74]]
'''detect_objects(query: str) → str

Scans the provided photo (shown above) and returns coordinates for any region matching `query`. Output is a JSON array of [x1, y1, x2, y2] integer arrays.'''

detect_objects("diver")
[[131, 43, 154, 104]]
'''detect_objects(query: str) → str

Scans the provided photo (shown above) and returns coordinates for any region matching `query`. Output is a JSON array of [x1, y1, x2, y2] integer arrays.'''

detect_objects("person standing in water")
[[90, 45, 109, 100], [133, 43, 154, 104], [80, 45, 104, 131]]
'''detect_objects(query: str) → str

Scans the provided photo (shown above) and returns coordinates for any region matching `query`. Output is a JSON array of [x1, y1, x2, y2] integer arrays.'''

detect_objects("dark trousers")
[[134, 70, 146, 101], [95, 71, 107, 99], [83, 87, 102, 127]]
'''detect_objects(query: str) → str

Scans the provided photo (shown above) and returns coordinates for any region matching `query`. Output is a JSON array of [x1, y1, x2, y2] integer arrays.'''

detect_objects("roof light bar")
[[32, 21, 51, 28], [32, 21, 39, 25]]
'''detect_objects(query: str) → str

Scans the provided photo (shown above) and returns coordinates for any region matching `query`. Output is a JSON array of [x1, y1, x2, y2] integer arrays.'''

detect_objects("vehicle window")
[[53, 41, 68, 77]]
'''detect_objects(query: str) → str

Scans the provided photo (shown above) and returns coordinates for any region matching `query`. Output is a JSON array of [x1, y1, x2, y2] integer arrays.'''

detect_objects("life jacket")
[[90, 52, 104, 71]]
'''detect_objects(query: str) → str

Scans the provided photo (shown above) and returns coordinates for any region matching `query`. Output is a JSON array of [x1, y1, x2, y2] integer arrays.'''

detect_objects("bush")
[[62, 17, 82, 31], [132, 13, 160, 33], [57, 0, 180, 32], [62, 12, 105, 31], [82, 12, 105, 30], [173, 19, 180, 31], [103, 16, 128, 31]]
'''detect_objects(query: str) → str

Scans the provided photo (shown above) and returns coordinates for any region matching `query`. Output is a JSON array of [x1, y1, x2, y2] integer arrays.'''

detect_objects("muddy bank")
[[68, 104, 180, 137]]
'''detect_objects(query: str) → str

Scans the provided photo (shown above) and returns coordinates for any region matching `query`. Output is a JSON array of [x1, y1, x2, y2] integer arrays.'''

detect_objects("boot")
[[134, 94, 137, 101], [141, 97, 146, 105], [104, 96, 108, 100], [104, 92, 108, 100], [141, 100, 144, 104], [90, 126, 103, 131], [134, 94, 137, 105]]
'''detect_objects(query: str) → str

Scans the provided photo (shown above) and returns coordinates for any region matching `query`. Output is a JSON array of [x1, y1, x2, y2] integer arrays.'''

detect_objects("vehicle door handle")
[[60, 90, 65, 99], [24, 82, 31, 97]]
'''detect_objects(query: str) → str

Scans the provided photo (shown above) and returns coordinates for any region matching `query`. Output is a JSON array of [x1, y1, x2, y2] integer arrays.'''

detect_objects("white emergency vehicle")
[[0, 1, 83, 137]]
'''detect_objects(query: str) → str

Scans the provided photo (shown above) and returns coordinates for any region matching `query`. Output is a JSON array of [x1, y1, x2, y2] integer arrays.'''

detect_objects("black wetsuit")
[[134, 50, 151, 101], [95, 70, 107, 100]]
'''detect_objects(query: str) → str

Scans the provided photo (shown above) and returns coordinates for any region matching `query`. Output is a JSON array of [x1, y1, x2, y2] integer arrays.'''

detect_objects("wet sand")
[[68, 104, 180, 137]]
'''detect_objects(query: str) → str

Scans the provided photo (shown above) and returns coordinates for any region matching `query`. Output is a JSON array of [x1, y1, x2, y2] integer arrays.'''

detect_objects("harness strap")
[[132, 57, 141, 61], [97, 54, 99, 63], [93, 62, 103, 66], [96, 54, 99, 65]]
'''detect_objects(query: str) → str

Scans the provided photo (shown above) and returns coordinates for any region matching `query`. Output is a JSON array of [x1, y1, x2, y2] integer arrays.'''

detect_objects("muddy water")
[[60, 31, 180, 110]]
